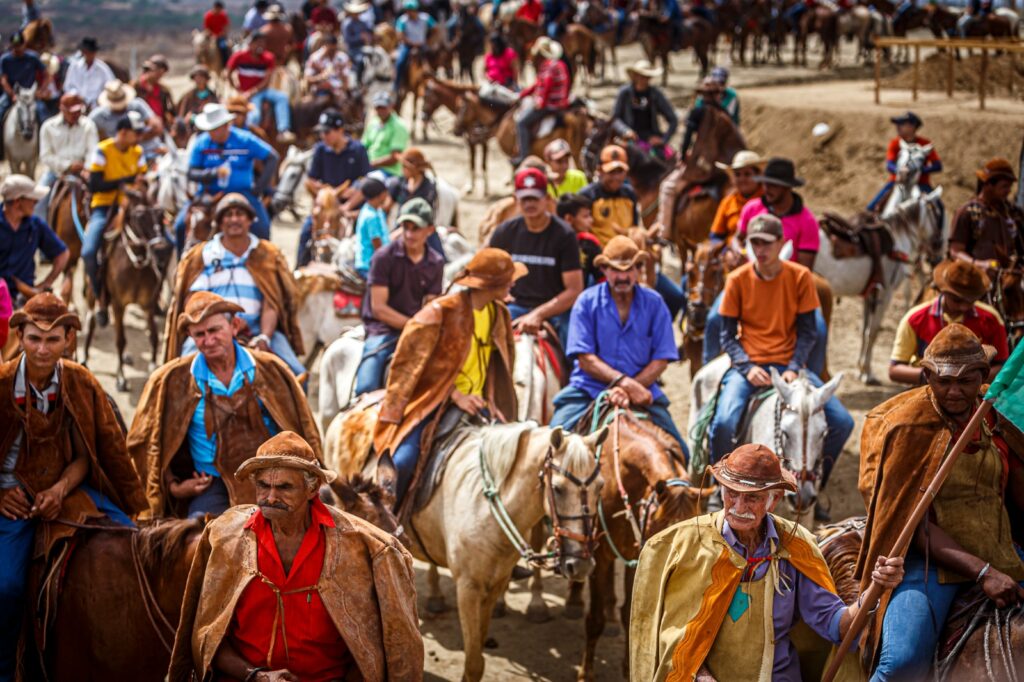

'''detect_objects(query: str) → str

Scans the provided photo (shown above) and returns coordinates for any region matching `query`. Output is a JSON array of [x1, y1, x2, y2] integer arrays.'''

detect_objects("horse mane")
[[815, 518, 865, 605], [135, 518, 206, 573], [480, 421, 536, 490], [621, 410, 687, 464], [346, 474, 386, 505]]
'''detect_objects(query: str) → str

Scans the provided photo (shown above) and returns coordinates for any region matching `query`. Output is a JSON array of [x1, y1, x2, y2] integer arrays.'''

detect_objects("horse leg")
[[577, 555, 613, 681], [564, 577, 585, 619], [526, 524, 551, 623], [465, 143, 476, 195], [685, 335, 704, 379], [113, 302, 128, 392], [455, 575, 489, 682], [482, 143, 490, 197], [426, 563, 448, 613], [83, 306, 97, 366], [147, 307, 159, 372], [860, 283, 897, 386], [620, 564, 637, 677]]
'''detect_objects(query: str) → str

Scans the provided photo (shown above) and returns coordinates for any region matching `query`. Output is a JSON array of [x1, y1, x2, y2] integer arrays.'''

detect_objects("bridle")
[[773, 389, 826, 497], [684, 250, 725, 339], [121, 207, 170, 280]]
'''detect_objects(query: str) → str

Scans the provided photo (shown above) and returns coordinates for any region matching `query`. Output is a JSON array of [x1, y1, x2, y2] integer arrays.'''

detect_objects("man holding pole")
[[856, 323, 1024, 680]]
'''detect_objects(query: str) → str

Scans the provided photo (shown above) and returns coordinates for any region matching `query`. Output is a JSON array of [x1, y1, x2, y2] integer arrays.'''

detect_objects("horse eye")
[[551, 482, 564, 496]]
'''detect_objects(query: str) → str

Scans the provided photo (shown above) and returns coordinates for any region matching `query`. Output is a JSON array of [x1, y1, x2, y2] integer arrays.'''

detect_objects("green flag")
[[986, 340, 1024, 430]]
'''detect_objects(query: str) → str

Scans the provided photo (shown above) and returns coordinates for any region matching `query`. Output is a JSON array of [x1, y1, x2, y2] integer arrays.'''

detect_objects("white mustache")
[[727, 508, 757, 521]]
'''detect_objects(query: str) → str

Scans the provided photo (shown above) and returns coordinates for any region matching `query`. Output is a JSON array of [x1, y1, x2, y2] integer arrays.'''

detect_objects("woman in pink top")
[[485, 33, 518, 89], [0, 280, 11, 350], [736, 157, 821, 269]]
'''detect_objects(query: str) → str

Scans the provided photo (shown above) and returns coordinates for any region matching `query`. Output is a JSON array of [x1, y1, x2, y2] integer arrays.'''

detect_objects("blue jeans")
[[550, 385, 689, 459], [248, 89, 291, 132], [173, 191, 270, 255], [298, 215, 314, 266], [508, 303, 571, 350], [708, 365, 852, 485], [394, 44, 418, 93], [182, 329, 305, 376], [82, 205, 112, 298], [354, 332, 400, 395], [187, 475, 231, 519], [655, 271, 684, 322], [33, 170, 58, 220], [702, 291, 828, 378], [392, 415, 430, 504]]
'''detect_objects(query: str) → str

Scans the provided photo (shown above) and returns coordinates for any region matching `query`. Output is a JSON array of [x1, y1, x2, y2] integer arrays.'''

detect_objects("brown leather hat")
[[214, 192, 257, 222], [710, 444, 797, 493], [9, 293, 81, 332], [976, 157, 1017, 184], [933, 260, 990, 302], [235, 431, 337, 483], [454, 248, 528, 290], [594, 235, 649, 271], [176, 291, 245, 336], [920, 323, 995, 378]]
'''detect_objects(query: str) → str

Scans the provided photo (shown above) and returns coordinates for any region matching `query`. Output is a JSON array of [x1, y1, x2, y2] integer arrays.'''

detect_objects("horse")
[[358, 44, 395, 107], [562, 23, 600, 92], [990, 267, 1024, 348], [449, 89, 513, 196], [681, 240, 733, 375], [446, 9, 487, 82], [21, 18, 54, 52], [180, 195, 218, 255], [82, 190, 173, 392], [420, 75, 474, 142], [150, 146, 190, 220], [494, 99, 597, 171], [576, 0, 639, 79], [637, 13, 716, 85], [892, 5, 931, 62], [3, 84, 40, 176], [504, 17, 544, 67], [835, 5, 886, 65], [397, 49, 439, 140], [270, 144, 315, 220], [688, 358, 843, 527], [46, 174, 90, 304], [191, 29, 224, 87], [796, 5, 840, 68]]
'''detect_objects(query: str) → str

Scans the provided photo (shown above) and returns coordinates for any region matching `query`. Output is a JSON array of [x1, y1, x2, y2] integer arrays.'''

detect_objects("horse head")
[[895, 139, 932, 189], [327, 470, 410, 547], [769, 367, 843, 513], [13, 84, 38, 140], [684, 240, 729, 334]]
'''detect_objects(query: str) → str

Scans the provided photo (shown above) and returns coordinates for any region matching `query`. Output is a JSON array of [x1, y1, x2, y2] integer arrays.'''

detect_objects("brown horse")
[[990, 268, 1024, 348], [681, 240, 733, 375], [21, 18, 54, 52], [505, 17, 544, 67], [421, 75, 475, 142], [637, 12, 715, 85], [181, 194, 218, 254], [397, 49, 438, 140], [796, 5, 840, 68], [495, 103, 595, 171], [562, 24, 599, 91], [46, 175, 89, 304], [83, 190, 172, 391], [451, 91, 514, 196]]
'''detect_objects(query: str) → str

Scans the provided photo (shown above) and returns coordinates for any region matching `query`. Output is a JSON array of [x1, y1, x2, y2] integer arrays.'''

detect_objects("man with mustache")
[[631, 443, 905, 681], [549, 236, 685, 452], [169, 430, 422, 682], [858, 324, 1024, 680]]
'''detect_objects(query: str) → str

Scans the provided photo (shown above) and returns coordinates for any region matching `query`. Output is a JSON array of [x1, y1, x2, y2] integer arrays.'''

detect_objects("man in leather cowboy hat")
[[128, 291, 319, 520], [0, 293, 145, 679], [374, 247, 524, 509], [168, 431, 422, 682], [890, 259, 1008, 385], [550, 235, 687, 452], [949, 157, 1024, 272], [631, 443, 905, 682], [860, 323, 1024, 679]]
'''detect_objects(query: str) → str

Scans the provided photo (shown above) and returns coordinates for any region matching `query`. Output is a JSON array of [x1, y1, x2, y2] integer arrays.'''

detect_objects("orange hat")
[[976, 157, 1016, 184], [932, 260, 990, 302], [599, 145, 629, 173]]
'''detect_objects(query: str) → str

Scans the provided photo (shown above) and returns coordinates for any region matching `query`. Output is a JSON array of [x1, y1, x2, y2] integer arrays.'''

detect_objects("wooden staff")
[[822, 399, 994, 682]]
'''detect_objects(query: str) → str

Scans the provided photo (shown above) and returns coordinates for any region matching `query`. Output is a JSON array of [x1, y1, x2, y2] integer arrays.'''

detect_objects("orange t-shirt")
[[710, 187, 764, 239], [719, 260, 820, 366]]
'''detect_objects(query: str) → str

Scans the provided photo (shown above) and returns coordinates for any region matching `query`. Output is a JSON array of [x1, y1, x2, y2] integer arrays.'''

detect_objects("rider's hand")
[[255, 671, 299, 682], [781, 369, 798, 383], [0, 487, 32, 520], [512, 311, 544, 336], [980, 568, 1024, 608], [68, 161, 85, 175], [31, 483, 68, 521], [620, 377, 653, 406], [607, 385, 630, 408], [746, 366, 772, 387], [649, 135, 664, 146], [169, 472, 214, 499], [451, 389, 487, 416], [869, 555, 904, 591]]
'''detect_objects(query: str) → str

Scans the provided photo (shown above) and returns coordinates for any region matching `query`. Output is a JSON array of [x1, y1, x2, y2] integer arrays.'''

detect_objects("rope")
[[596, 498, 637, 568], [130, 532, 177, 654], [69, 184, 86, 242], [687, 389, 719, 478]]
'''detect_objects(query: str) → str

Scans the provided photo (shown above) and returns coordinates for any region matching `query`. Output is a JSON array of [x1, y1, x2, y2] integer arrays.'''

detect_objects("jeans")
[[708, 365, 853, 486], [394, 44, 414, 93], [784, 2, 806, 31], [507, 302, 571, 350], [297, 216, 314, 266], [248, 89, 291, 132], [702, 291, 828, 378], [82, 204, 112, 298], [216, 37, 230, 66], [173, 190, 270, 255], [655, 271, 684, 322], [550, 385, 689, 459], [182, 329, 305, 376], [187, 475, 231, 519], [354, 332, 400, 395], [392, 415, 430, 504], [33, 170, 58, 220], [514, 107, 555, 165]]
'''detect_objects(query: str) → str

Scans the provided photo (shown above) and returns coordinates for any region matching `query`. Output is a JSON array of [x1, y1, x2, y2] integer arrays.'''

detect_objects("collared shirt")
[[187, 341, 277, 476], [354, 202, 389, 275], [0, 50, 44, 89], [87, 138, 147, 208], [39, 114, 99, 175], [89, 99, 156, 141], [0, 204, 67, 292], [361, 113, 409, 176], [229, 497, 351, 681], [362, 238, 444, 336], [226, 49, 275, 92], [243, 6, 268, 34], [396, 12, 437, 46], [189, 126, 275, 196], [191, 234, 264, 335], [307, 139, 370, 188], [720, 515, 847, 681], [737, 194, 821, 259], [1, 356, 60, 489], [710, 187, 764, 240], [62, 55, 115, 107], [304, 47, 354, 92], [522, 57, 570, 110], [566, 282, 678, 401], [547, 169, 588, 199], [891, 298, 1008, 365]]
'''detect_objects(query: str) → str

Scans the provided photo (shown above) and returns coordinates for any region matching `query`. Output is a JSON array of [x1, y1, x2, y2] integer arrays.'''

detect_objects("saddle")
[[410, 405, 482, 514], [933, 583, 1024, 680], [821, 211, 895, 297]]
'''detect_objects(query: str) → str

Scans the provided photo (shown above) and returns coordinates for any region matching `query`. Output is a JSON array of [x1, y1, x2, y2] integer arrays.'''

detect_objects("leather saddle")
[[934, 584, 994, 676], [821, 211, 895, 296]]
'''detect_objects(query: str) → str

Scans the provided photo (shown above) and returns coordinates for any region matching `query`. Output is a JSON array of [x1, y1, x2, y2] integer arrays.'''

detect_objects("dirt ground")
[[39, 39, 1024, 680]]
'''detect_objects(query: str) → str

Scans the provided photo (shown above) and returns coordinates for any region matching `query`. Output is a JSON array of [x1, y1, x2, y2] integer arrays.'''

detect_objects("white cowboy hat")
[[344, 0, 371, 12], [626, 59, 662, 80], [715, 149, 765, 172], [262, 4, 286, 20], [97, 79, 136, 112], [530, 36, 563, 60], [194, 103, 234, 131]]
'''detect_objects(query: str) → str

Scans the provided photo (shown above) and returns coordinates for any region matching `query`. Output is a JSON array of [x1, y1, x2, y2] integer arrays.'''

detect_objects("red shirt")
[[521, 58, 570, 110], [227, 498, 351, 682], [310, 5, 340, 28], [515, 0, 543, 22], [886, 135, 940, 184], [204, 8, 230, 37], [226, 49, 276, 91], [895, 298, 1009, 365]]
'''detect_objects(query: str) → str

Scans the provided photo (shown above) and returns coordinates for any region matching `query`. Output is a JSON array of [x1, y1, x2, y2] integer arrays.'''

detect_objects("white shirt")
[[39, 114, 99, 175], [304, 47, 354, 92], [62, 54, 115, 107]]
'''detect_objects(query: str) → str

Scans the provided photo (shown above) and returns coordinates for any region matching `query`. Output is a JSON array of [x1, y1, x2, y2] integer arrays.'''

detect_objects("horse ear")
[[814, 372, 844, 411], [335, 179, 352, 198], [770, 367, 792, 400], [549, 426, 565, 451], [376, 452, 398, 500], [587, 425, 610, 451], [328, 477, 360, 510]]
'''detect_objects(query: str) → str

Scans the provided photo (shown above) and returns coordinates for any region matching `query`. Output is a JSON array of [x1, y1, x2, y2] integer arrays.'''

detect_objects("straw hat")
[[530, 36, 563, 60], [9, 292, 81, 332], [715, 149, 765, 172], [919, 323, 995, 378], [454, 248, 528, 289], [97, 80, 136, 112], [176, 291, 244, 336], [932, 260, 990, 302], [626, 59, 662, 80], [235, 431, 338, 484], [710, 444, 797, 494], [593, 235, 649, 271]]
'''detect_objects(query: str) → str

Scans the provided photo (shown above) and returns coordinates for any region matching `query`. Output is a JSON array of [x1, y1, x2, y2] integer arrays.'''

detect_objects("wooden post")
[[913, 44, 920, 101], [875, 47, 881, 104], [980, 47, 988, 110], [947, 47, 954, 98]]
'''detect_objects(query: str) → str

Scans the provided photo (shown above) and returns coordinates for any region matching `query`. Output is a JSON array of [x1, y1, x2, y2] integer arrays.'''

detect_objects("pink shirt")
[[737, 196, 820, 260], [485, 48, 517, 85], [0, 280, 11, 350]]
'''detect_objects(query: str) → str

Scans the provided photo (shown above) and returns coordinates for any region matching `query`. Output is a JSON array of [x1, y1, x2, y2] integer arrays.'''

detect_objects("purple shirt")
[[721, 515, 847, 681], [362, 238, 444, 337]]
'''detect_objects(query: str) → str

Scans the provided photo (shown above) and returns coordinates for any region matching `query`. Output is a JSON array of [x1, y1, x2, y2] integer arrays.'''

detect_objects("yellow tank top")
[[454, 303, 494, 397], [87, 138, 147, 208]]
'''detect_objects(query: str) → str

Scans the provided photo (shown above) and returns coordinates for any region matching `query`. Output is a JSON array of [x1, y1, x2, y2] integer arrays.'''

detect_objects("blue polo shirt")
[[566, 282, 678, 401], [307, 139, 371, 188], [188, 126, 274, 195], [0, 50, 44, 89], [0, 206, 67, 293]]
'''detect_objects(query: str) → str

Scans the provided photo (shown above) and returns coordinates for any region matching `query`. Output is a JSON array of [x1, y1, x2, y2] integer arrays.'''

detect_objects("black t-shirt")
[[489, 214, 581, 309]]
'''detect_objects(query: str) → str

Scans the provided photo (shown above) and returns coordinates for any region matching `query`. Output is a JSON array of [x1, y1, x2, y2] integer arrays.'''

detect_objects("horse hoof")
[[426, 596, 447, 614], [123, 353, 134, 366], [602, 623, 621, 638], [526, 602, 552, 623], [484, 637, 499, 649], [492, 600, 507, 618], [563, 603, 584, 620], [859, 374, 880, 386], [116, 377, 129, 392]]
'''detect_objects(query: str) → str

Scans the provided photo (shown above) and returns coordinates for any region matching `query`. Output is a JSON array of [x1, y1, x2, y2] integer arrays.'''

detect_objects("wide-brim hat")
[[976, 157, 1017, 184], [716, 149, 765, 172], [345, 0, 371, 12], [626, 59, 662, 80], [97, 80, 136, 112], [79, 37, 100, 52], [455, 247, 528, 289], [176, 291, 245, 336], [195, 102, 235, 131], [933, 259, 990, 302], [9, 293, 81, 332], [919, 323, 996, 378], [594, 235, 649, 271], [235, 431, 338, 484], [530, 37, 563, 60], [754, 157, 805, 188], [710, 444, 797, 494], [215, 192, 257, 221], [190, 64, 211, 80]]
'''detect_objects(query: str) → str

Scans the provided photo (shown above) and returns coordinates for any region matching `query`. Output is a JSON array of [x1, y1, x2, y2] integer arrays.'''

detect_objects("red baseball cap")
[[514, 167, 548, 199]]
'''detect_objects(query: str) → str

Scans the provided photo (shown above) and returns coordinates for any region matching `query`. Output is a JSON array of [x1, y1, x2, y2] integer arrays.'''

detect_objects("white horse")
[[271, 144, 315, 219], [151, 146, 189, 216], [513, 331, 562, 423], [359, 44, 394, 106], [4, 84, 40, 176], [688, 354, 843, 528]]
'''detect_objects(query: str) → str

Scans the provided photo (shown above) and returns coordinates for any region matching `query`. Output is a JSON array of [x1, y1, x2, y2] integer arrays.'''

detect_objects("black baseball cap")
[[315, 109, 345, 131]]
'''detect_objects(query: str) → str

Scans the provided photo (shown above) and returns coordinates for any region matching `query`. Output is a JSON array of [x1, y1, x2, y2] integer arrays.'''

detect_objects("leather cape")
[[167, 504, 423, 682], [126, 350, 321, 518], [164, 238, 304, 362]]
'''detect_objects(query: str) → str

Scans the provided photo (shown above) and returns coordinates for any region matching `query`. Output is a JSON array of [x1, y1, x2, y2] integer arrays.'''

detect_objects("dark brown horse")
[[637, 12, 715, 85], [421, 75, 475, 142], [796, 5, 839, 68], [21, 18, 54, 52], [504, 17, 544, 67], [451, 91, 514, 196], [682, 240, 734, 375], [46, 174, 89, 304], [990, 268, 1024, 348], [181, 194, 218, 254], [562, 23, 600, 90]]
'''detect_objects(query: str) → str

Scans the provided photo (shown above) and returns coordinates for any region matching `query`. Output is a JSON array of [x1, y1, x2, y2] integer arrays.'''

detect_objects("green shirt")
[[361, 113, 409, 176], [548, 168, 588, 198]]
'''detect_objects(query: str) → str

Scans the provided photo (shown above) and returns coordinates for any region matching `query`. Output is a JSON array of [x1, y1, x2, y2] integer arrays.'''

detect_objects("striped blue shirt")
[[187, 342, 278, 476], [190, 234, 263, 335]]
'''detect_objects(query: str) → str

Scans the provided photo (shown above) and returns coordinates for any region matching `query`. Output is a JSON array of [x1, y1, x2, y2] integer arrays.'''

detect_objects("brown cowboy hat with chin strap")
[[176, 291, 244, 337], [710, 443, 798, 494], [9, 293, 81, 332], [235, 430, 337, 484]]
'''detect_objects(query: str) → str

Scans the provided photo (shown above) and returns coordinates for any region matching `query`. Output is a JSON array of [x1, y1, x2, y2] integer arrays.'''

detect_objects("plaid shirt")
[[1, 357, 61, 489], [528, 58, 570, 110]]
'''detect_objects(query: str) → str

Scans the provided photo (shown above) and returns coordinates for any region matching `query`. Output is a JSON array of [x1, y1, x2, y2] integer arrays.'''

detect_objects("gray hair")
[[302, 471, 320, 492]]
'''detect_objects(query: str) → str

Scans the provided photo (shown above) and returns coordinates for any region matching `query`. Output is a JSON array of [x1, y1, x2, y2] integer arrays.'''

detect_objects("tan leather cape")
[[0, 356, 147, 526], [164, 239, 304, 362], [373, 289, 517, 456], [126, 350, 321, 518], [167, 504, 423, 682]]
